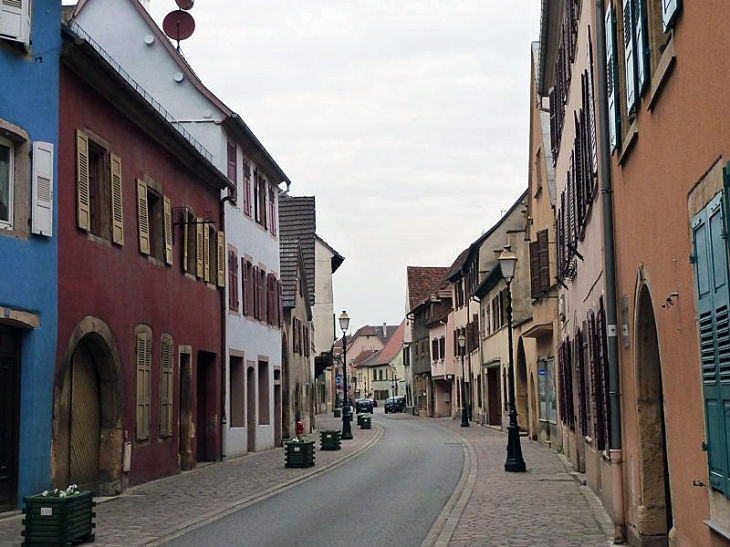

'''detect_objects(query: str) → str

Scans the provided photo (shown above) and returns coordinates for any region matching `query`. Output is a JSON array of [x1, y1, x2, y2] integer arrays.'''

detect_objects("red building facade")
[[52, 36, 230, 494]]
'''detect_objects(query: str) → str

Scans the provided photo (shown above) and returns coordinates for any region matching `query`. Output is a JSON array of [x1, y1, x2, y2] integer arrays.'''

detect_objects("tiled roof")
[[407, 266, 449, 311], [350, 324, 399, 344], [315, 234, 345, 274], [371, 320, 405, 366], [279, 195, 316, 306]]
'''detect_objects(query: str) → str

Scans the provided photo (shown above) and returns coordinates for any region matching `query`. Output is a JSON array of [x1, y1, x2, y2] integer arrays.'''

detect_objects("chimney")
[[383, 323, 387, 337]]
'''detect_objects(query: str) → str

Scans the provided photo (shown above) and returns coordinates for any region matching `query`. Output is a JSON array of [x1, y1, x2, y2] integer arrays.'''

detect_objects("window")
[[0, 135, 13, 228], [77, 129, 123, 245], [266, 273, 276, 325], [159, 334, 174, 438], [255, 172, 267, 229], [136, 177, 171, 263], [439, 336, 446, 359], [431, 338, 438, 362], [228, 249, 239, 311], [135, 325, 152, 441], [206, 225, 217, 284], [268, 184, 276, 235], [0, 0, 31, 46], [691, 193, 730, 495], [258, 360, 270, 424], [1, 122, 50, 238], [253, 266, 261, 319], [229, 356, 245, 427]]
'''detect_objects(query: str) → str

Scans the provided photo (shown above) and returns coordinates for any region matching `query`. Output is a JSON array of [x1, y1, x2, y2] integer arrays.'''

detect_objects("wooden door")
[[0, 328, 19, 512], [69, 343, 100, 493]]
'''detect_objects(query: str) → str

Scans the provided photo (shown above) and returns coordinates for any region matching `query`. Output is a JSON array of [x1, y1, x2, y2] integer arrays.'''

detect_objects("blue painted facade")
[[0, 0, 60, 507]]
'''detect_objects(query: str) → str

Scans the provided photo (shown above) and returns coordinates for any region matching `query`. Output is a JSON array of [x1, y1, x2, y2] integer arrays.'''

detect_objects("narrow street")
[[0, 413, 613, 546]]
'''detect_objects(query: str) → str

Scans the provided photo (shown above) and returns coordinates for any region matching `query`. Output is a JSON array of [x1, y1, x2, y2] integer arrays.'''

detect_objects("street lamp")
[[498, 244, 526, 472], [339, 310, 353, 440], [457, 332, 469, 427]]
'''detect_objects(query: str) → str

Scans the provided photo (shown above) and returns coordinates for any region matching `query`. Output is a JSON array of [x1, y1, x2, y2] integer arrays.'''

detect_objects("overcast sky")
[[138, 1, 540, 328]]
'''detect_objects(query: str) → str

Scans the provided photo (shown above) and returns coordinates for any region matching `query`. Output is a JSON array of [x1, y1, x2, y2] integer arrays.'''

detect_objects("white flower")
[[41, 491, 48, 496], [59, 492, 67, 498]]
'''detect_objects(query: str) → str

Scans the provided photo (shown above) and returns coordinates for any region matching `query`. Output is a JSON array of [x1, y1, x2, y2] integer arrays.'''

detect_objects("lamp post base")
[[341, 407, 353, 440], [461, 409, 470, 427], [504, 423, 526, 472]]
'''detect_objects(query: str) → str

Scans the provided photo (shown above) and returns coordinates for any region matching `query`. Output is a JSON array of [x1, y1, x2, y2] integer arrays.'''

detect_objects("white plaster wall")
[[313, 238, 335, 355]]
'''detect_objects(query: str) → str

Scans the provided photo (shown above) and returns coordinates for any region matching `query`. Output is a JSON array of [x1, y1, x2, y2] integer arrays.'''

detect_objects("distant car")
[[355, 398, 374, 414], [384, 397, 406, 414], [370, 398, 377, 407]]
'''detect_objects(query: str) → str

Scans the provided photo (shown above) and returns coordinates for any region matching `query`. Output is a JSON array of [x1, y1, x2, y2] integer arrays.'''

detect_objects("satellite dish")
[[175, 0, 194, 10], [163, 9, 195, 50]]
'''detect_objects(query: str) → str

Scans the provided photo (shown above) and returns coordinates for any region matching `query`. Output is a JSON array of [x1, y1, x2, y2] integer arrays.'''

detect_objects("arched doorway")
[[54, 318, 123, 496], [634, 285, 673, 544]]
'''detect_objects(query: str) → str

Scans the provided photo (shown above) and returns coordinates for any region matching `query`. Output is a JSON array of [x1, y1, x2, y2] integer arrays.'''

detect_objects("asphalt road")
[[166, 412, 464, 547]]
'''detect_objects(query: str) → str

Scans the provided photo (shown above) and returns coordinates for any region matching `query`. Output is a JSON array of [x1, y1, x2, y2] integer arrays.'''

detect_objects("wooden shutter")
[[634, 0, 648, 96], [159, 334, 174, 437], [76, 130, 91, 231], [241, 259, 248, 315], [135, 330, 151, 441], [195, 218, 203, 277], [136, 179, 150, 255], [662, 0, 680, 32], [228, 250, 238, 311], [268, 185, 276, 235], [243, 160, 251, 216], [182, 206, 189, 272], [597, 298, 610, 451], [110, 153, 124, 245], [537, 230, 550, 293], [216, 231, 225, 286], [692, 194, 730, 494], [163, 196, 173, 265], [203, 224, 210, 282], [31, 141, 53, 236], [622, 0, 636, 113], [606, 4, 620, 152], [260, 269, 267, 323], [576, 329, 587, 436], [253, 266, 260, 319]]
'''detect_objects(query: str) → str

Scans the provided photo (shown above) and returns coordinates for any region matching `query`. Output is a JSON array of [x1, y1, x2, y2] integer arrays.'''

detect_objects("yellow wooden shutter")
[[163, 196, 173, 265], [182, 206, 189, 272], [76, 130, 90, 231], [196, 217, 204, 277], [217, 231, 225, 286], [203, 224, 210, 282], [136, 331, 151, 441], [159, 335, 174, 437], [110, 153, 124, 245], [137, 180, 150, 255]]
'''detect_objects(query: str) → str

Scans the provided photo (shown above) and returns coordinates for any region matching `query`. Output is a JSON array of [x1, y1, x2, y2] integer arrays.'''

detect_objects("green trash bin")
[[320, 430, 341, 451]]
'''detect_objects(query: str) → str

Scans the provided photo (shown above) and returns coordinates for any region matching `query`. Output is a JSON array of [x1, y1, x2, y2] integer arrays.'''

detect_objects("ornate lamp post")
[[498, 244, 526, 472], [339, 310, 353, 440], [457, 332, 469, 427]]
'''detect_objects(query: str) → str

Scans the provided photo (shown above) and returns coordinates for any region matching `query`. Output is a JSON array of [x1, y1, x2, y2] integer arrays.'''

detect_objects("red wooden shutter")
[[530, 240, 540, 298]]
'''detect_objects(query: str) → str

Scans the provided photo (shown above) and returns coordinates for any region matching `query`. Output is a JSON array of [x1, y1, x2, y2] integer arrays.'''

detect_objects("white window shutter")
[[0, 0, 30, 44], [622, 0, 636, 113], [662, 0, 680, 32], [31, 141, 53, 236]]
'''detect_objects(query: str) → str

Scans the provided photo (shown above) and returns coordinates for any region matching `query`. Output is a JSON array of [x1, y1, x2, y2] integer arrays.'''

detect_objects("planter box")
[[319, 430, 341, 451], [285, 440, 315, 468], [22, 490, 95, 546], [359, 415, 372, 429]]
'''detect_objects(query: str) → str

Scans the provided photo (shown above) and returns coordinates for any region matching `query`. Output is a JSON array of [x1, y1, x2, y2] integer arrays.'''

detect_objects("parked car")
[[355, 398, 374, 414], [384, 396, 406, 414]]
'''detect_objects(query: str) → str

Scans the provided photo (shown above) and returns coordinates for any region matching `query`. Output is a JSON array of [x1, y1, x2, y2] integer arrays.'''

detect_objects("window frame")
[[0, 134, 14, 230]]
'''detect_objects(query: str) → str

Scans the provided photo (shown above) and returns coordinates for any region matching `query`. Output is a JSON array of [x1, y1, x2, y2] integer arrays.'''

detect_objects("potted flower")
[[285, 421, 316, 468], [22, 484, 96, 545]]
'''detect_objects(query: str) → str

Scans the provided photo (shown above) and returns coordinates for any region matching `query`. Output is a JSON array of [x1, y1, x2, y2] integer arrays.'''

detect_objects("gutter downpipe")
[[595, 1, 626, 543]]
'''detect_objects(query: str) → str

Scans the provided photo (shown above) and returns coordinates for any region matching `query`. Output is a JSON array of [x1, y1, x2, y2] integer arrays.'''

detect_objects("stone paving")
[[0, 412, 614, 546]]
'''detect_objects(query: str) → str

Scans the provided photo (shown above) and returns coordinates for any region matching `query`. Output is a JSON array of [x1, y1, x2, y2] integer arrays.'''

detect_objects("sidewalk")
[[0, 415, 380, 547], [425, 417, 614, 547], [0, 413, 614, 546]]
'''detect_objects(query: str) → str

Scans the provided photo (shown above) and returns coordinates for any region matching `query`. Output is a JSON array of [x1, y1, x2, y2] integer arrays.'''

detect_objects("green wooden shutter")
[[692, 192, 730, 495], [662, 0, 681, 32]]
